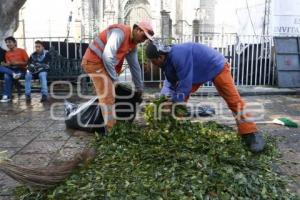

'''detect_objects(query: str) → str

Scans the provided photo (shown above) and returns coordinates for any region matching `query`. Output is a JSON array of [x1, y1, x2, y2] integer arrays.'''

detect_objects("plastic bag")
[[64, 84, 142, 133], [187, 105, 215, 117]]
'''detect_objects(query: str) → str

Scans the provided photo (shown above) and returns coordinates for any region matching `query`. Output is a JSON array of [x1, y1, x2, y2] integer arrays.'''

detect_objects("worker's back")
[[167, 42, 225, 84]]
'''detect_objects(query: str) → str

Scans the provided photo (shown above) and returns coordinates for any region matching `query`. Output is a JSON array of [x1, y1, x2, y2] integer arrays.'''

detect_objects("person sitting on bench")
[[0, 36, 28, 103], [25, 40, 50, 102]]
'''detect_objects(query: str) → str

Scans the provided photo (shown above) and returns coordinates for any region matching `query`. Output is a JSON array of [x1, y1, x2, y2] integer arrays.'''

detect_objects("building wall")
[[81, 0, 216, 39], [12, 0, 218, 40], [14, 0, 252, 45]]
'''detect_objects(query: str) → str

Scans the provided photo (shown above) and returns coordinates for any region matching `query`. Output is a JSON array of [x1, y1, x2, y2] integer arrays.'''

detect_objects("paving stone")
[[0, 131, 8, 138], [27, 112, 55, 120], [63, 137, 91, 149], [0, 173, 19, 197], [4, 128, 41, 138], [22, 120, 53, 129], [35, 130, 71, 141], [24, 104, 50, 112], [0, 121, 28, 132], [0, 109, 23, 116], [0, 136, 35, 148], [19, 141, 66, 154], [11, 153, 53, 168], [0, 196, 16, 200], [0, 147, 20, 158], [47, 123, 67, 131]]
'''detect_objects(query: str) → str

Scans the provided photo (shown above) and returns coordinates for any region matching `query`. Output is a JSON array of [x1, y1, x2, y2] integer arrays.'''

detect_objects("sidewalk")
[[0, 95, 93, 200], [144, 85, 300, 96], [0, 92, 300, 199], [194, 86, 300, 96]]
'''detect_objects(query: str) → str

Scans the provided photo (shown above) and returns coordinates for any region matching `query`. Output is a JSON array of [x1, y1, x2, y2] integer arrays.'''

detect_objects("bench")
[[47, 50, 90, 93]]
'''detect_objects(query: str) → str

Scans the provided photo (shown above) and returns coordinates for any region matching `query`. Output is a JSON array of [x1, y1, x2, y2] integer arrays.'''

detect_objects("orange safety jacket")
[[83, 24, 137, 75]]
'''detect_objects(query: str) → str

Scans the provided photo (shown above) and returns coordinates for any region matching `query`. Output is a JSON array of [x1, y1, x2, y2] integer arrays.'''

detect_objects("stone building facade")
[[79, 0, 217, 40]]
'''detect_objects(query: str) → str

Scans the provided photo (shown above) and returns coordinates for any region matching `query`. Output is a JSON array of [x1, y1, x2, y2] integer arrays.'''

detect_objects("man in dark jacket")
[[25, 40, 50, 102]]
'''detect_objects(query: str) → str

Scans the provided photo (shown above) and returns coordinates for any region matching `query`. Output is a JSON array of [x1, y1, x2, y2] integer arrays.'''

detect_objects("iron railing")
[[15, 34, 276, 87]]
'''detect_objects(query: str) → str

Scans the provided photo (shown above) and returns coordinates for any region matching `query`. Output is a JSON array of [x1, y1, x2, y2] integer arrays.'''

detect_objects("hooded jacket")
[[161, 42, 225, 102]]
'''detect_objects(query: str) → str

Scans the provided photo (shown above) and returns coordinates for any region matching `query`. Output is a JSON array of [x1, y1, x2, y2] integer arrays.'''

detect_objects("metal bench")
[[47, 49, 90, 94]]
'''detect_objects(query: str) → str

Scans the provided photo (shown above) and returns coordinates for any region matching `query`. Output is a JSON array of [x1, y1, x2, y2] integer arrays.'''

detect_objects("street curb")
[[192, 87, 300, 97]]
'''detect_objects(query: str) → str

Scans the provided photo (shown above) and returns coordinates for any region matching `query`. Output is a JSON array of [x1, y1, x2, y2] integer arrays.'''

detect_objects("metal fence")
[[15, 34, 276, 87]]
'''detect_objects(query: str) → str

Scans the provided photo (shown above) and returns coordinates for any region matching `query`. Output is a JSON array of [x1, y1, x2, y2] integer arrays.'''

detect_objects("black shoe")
[[26, 95, 31, 102], [242, 132, 266, 153], [40, 95, 48, 102]]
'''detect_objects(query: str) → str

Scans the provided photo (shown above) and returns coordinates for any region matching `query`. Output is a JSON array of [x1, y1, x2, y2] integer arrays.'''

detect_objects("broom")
[[272, 117, 298, 128], [0, 148, 96, 190]]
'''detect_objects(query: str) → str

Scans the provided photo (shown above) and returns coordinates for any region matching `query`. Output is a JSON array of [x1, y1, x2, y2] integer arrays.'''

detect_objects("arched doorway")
[[123, 0, 151, 25], [124, 7, 152, 26]]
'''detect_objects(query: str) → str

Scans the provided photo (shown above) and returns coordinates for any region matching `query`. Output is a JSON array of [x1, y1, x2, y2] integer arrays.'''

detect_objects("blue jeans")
[[25, 71, 48, 97], [0, 66, 23, 99]]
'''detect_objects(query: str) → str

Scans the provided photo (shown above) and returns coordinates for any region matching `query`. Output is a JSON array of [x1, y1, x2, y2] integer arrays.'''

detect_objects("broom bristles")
[[0, 148, 96, 189]]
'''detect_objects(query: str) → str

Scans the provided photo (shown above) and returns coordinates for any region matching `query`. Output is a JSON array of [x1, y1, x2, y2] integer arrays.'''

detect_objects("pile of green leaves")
[[15, 99, 298, 199], [144, 96, 188, 124]]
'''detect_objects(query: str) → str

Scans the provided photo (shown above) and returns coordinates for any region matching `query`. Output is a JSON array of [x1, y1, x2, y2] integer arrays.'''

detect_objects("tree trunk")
[[0, 0, 26, 47]]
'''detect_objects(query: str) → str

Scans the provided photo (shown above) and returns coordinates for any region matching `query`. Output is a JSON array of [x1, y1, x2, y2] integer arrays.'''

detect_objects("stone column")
[[175, 0, 183, 36], [193, 19, 200, 42], [161, 10, 172, 41]]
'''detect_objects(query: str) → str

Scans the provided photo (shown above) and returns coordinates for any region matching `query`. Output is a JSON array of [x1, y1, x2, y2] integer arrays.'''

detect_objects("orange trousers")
[[81, 59, 116, 129], [187, 62, 257, 135]]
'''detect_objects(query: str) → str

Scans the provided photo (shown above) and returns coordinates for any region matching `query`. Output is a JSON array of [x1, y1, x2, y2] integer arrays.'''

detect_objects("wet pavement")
[[0, 94, 93, 199], [0, 93, 300, 199]]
